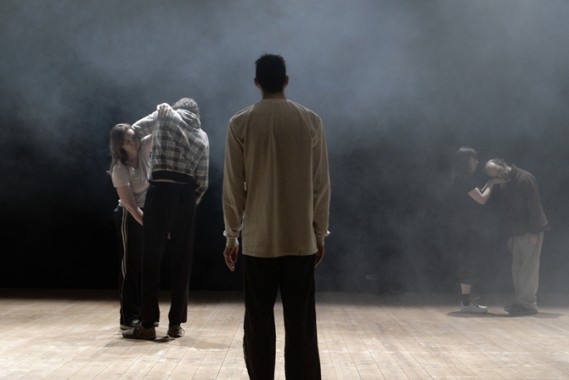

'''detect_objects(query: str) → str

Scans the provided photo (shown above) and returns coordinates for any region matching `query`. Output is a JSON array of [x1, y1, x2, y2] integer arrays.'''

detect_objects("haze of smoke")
[[1, 0, 568, 291]]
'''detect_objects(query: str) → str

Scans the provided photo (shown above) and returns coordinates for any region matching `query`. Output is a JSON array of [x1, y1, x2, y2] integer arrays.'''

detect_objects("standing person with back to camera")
[[222, 54, 331, 379]]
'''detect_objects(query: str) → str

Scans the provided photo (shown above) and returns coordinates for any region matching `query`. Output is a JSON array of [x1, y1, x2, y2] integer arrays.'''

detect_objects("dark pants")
[[113, 206, 142, 325], [141, 180, 196, 327], [452, 228, 483, 285], [243, 254, 321, 380]]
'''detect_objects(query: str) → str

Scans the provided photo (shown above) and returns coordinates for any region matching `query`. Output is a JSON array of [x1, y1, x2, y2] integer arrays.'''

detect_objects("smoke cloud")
[[1, 0, 568, 292]]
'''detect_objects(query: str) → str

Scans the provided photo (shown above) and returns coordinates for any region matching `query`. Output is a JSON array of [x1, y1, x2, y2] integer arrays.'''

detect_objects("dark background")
[[1, 0, 568, 295]]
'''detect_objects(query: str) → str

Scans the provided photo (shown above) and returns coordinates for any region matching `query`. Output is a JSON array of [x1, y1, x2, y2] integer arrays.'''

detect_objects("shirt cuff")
[[223, 231, 239, 247], [317, 230, 330, 246]]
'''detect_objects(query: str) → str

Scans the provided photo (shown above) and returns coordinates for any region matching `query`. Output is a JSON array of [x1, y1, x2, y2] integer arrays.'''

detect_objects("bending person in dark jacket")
[[485, 159, 548, 316]]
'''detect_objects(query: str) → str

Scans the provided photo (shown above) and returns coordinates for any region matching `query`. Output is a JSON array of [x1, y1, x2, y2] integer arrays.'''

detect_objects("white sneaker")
[[460, 302, 488, 314]]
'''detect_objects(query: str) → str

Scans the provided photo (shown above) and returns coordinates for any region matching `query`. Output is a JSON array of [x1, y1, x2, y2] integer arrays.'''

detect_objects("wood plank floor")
[[1, 290, 569, 379]]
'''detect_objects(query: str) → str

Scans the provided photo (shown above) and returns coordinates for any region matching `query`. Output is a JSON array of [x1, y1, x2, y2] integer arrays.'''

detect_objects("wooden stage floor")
[[1, 289, 569, 379]]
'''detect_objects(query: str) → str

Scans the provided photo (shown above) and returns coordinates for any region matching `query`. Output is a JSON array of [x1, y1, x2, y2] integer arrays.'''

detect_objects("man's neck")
[[262, 91, 286, 99]]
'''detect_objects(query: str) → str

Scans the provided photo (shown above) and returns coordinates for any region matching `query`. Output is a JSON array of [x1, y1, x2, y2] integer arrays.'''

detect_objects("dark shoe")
[[505, 304, 538, 316], [122, 324, 156, 340], [167, 324, 185, 338], [120, 319, 140, 331], [460, 302, 488, 314]]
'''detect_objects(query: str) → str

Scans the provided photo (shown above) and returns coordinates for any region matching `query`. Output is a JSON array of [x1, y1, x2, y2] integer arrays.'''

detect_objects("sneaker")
[[505, 304, 538, 316], [120, 319, 140, 331], [460, 302, 488, 314], [122, 324, 156, 340], [167, 324, 185, 338]]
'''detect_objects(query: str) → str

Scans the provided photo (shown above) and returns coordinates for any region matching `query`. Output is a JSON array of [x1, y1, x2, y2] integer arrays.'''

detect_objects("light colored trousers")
[[510, 232, 544, 308]]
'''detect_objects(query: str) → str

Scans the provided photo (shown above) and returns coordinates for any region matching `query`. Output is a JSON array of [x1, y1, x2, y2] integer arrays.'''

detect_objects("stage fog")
[[1, 0, 568, 294]]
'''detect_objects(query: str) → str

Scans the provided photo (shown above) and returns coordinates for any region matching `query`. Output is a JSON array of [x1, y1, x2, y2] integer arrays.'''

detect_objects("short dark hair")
[[452, 146, 478, 177], [172, 97, 199, 116], [255, 54, 287, 93]]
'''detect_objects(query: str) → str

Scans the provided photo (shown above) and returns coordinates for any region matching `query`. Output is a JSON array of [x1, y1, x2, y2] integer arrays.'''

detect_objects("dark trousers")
[[452, 228, 483, 285], [243, 255, 321, 380], [113, 206, 142, 325], [141, 180, 196, 327]]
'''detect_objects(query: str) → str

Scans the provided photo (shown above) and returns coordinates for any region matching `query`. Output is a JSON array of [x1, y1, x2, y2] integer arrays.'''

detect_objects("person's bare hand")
[[223, 244, 239, 272], [315, 244, 325, 268], [156, 103, 170, 119], [528, 233, 539, 246], [490, 177, 507, 186]]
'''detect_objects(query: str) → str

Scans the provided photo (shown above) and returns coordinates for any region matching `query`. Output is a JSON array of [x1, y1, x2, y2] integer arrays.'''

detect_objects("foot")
[[460, 302, 488, 314], [167, 324, 185, 338], [505, 304, 538, 316], [120, 319, 140, 331], [122, 324, 156, 340]]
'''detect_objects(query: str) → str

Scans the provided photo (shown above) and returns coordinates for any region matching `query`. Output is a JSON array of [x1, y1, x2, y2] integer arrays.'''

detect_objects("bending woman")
[[109, 123, 152, 329]]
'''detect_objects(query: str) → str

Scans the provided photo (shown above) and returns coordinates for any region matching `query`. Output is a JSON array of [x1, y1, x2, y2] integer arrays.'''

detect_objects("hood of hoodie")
[[176, 109, 201, 130]]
